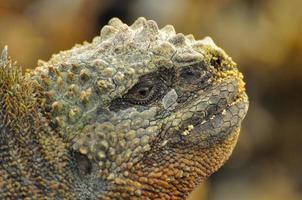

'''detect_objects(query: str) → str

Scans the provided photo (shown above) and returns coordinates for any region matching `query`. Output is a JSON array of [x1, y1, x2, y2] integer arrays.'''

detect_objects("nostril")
[[210, 57, 222, 68]]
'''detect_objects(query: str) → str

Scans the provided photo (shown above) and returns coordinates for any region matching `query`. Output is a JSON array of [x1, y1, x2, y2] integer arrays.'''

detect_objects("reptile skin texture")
[[0, 17, 248, 199]]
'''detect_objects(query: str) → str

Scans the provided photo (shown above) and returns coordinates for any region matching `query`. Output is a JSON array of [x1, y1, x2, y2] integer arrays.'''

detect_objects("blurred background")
[[0, 0, 301, 199]]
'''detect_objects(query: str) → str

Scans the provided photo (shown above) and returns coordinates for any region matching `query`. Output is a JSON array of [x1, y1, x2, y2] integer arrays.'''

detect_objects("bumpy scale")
[[0, 17, 248, 199]]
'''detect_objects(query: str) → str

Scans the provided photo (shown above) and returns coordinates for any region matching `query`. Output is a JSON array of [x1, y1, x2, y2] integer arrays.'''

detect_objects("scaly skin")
[[0, 17, 248, 199]]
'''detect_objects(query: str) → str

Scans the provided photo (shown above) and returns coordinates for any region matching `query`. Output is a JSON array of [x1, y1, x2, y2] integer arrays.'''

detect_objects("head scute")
[[152, 42, 176, 58], [185, 34, 195, 42], [192, 36, 220, 51], [108, 17, 124, 29], [161, 24, 176, 36], [173, 51, 204, 64], [130, 17, 147, 30], [100, 25, 119, 40], [141, 20, 159, 35], [169, 33, 187, 47]]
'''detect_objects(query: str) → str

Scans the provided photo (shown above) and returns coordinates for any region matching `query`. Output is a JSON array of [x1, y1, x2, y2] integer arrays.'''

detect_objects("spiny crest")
[[0, 47, 38, 136], [0, 49, 22, 90], [0, 46, 22, 93]]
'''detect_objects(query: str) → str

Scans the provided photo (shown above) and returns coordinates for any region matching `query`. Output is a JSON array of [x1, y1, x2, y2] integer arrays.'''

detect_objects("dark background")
[[1, 0, 301, 199]]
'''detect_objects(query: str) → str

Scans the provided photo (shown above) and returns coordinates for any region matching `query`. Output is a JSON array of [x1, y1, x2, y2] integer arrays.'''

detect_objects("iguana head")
[[1, 18, 248, 199]]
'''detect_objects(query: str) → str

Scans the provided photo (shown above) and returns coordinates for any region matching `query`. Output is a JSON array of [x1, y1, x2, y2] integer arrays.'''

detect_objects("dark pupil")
[[137, 87, 151, 98]]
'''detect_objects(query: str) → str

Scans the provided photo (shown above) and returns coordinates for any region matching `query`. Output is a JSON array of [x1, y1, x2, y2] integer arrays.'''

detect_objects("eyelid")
[[109, 77, 169, 111]]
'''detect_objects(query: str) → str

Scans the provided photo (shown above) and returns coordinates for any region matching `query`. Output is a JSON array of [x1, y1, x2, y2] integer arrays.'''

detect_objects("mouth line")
[[179, 92, 248, 139], [202, 94, 244, 124], [164, 92, 248, 149]]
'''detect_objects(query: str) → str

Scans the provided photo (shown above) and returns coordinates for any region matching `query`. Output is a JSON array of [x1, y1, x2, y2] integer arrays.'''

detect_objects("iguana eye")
[[126, 83, 159, 104], [109, 72, 171, 111]]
